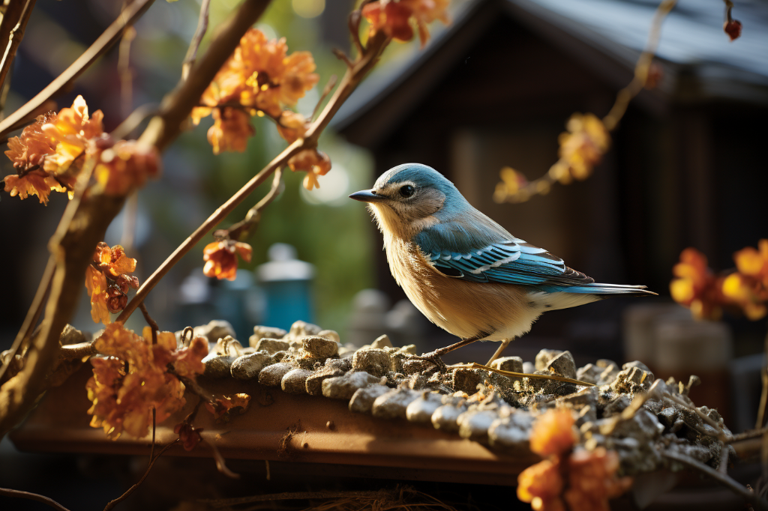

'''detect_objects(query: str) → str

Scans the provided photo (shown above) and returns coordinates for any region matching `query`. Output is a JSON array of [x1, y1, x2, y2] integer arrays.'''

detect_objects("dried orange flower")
[[276, 111, 309, 143], [722, 240, 768, 320], [192, 29, 319, 153], [530, 409, 578, 458], [362, 0, 450, 47], [94, 139, 160, 196], [207, 108, 255, 155], [564, 448, 633, 511], [85, 242, 140, 325], [3, 170, 67, 205], [558, 113, 610, 181], [174, 422, 204, 451], [517, 459, 565, 511], [203, 239, 253, 281], [87, 323, 208, 440], [288, 148, 332, 190], [205, 393, 251, 421], [42, 95, 104, 174], [670, 248, 725, 320]]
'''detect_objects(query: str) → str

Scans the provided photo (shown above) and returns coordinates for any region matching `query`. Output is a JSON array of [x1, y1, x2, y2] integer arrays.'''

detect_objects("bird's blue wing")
[[415, 230, 594, 288]]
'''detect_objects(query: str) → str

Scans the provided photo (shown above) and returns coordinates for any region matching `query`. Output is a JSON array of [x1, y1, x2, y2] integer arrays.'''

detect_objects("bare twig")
[[203, 437, 240, 479], [727, 425, 768, 444], [117, 29, 390, 323], [200, 490, 385, 507], [662, 451, 768, 511], [182, 0, 211, 81], [0, 0, 155, 140], [0, 0, 36, 103], [0, 487, 71, 511], [102, 440, 178, 511], [118, 26, 136, 120], [663, 391, 731, 442], [758, 368, 768, 429], [138, 302, 158, 345], [458, 362, 595, 387], [226, 166, 284, 241], [496, 0, 676, 204]]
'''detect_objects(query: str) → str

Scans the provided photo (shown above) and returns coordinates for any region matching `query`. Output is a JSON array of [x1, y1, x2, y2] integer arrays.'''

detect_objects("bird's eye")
[[399, 184, 415, 198]]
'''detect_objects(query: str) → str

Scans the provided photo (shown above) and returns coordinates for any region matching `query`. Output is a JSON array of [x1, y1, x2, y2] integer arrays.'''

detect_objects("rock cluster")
[[193, 320, 733, 477]]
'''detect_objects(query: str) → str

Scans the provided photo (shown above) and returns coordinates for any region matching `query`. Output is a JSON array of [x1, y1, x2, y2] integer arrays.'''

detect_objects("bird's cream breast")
[[383, 235, 544, 340]]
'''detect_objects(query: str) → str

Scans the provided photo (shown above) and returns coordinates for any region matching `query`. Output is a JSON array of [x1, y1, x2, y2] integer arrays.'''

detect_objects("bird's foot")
[[409, 350, 448, 373]]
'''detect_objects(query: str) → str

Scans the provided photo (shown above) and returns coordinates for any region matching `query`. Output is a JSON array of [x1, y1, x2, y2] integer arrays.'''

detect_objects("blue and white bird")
[[350, 163, 655, 367]]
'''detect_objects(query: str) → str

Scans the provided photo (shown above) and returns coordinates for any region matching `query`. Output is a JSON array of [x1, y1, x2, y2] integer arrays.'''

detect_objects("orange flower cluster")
[[203, 239, 253, 281], [191, 29, 319, 155], [86, 323, 209, 439], [671, 241, 768, 321], [204, 393, 251, 421], [555, 113, 610, 182], [493, 166, 530, 202], [724, 19, 742, 41], [517, 410, 631, 511], [3, 96, 160, 203], [362, 0, 450, 47], [85, 242, 140, 325], [670, 248, 725, 320]]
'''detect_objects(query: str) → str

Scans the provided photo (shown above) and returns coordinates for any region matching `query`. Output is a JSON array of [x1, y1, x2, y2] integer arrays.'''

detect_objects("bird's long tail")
[[566, 283, 657, 296]]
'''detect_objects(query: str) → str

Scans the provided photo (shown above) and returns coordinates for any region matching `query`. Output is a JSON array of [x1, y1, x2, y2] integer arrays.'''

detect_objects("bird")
[[349, 163, 655, 369]]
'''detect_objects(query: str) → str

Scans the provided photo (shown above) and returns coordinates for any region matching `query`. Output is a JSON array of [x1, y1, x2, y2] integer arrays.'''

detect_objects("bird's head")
[[349, 163, 466, 239]]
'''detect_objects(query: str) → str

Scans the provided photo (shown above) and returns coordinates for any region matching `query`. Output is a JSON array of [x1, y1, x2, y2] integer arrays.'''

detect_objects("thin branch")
[[200, 491, 385, 508], [182, 0, 211, 81], [226, 166, 284, 241], [117, 28, 390, 323], [60, 341, 97, 360], [727, 425, 768, 444], [102, 440, 178, 511], [0, 0, 156, 140], [663, 392, 731, 442], [662, 451, 768, 511], [138, 302, 158, 345], [758, 368, 768, 429], [0, 0, 36, 102], [118, 26, 136, 120], [0, 487, 71, 511]]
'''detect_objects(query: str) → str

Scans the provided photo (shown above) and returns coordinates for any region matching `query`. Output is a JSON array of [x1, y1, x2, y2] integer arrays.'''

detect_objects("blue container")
[[256, 244, 315, 331]]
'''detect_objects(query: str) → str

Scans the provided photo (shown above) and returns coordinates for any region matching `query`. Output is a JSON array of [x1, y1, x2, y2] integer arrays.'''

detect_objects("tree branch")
[[0, 487, 71, 511], [0, 0, 155, 140], [0, 0, 36, 108]]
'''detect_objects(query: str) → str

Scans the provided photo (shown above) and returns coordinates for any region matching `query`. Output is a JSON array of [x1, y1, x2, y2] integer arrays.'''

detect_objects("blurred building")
[[334, 0, 768, 363]]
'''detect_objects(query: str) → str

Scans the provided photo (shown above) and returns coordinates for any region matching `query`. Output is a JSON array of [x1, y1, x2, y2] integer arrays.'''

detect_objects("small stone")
[[258, 363, 293, 387], [286, 320, 322, 340], [249, 326, 288, 348], [326, 421, 335, 430], [402, 359, 438, 376], [352, 348, 391, 377], [323, 371, 383, 400], [523, 361, 535, 374], [623, 360, 652, 374], [488, 410, 535, 450], [254, 338, 291, 353], [292, 357, 325, 370], [432, 403, 468, 432], [451, 368, 487, 394], [305, 366, 346, 396], [596, 359, 621, 386], [546, 351, 577, 379], [406, 392, 444, 423], [349, 384, 391, 413], [203, 355, 236, 378], [535, 349, 563, 371], [371, 334, 393, 349], [317, 330, 341, 344], [231, 351, 272, 380], [610, 366, 654, 394], [372, 388, 420, 419], [458, 410, 499, 441], [194, 320, 236, 343], [303, 336, 339, 359], [338, 344, 358, 358], [658, 407, 679, 429], [576, 363, 601, 384], [491, 356, 523, 373], [281, 368, 314, 394]]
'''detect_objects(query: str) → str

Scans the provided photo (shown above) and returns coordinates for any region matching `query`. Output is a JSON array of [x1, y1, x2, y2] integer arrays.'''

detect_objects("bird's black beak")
[[349, 189, 387, 203]]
